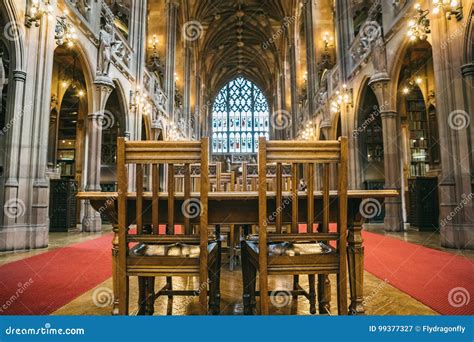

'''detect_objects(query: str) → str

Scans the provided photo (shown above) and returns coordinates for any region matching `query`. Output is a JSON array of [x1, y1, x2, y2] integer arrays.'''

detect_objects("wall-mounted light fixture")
[[432, 0, 463, 20], [407, 4, 431, 42], [331, 84, 353, 113]]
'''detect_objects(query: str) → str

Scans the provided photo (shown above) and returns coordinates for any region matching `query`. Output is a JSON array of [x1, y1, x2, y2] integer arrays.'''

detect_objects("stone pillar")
[[289, 42, 298, 139], [369, 74, 404, 232], [0, 70, 30, 251], [430, 13, 473, 248], [165, 0, 179, 121], [304, 0, 316, 119], [183, 44, 192, 138], [334, 0, 351, 81], [194, 74, 202, 138], [461, 63, 474, 177], [82, 78, 114, 232]]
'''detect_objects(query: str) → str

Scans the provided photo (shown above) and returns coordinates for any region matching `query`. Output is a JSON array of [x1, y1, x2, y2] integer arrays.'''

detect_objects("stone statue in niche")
[[372, 35, 388, 73], [71, 0, 91, 17], [97, 23, 121, 76]]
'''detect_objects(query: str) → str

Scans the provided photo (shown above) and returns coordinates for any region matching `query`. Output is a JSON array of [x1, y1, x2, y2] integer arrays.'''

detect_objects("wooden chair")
[[117, 137, 220, 315], [241, 137, 348, 315]]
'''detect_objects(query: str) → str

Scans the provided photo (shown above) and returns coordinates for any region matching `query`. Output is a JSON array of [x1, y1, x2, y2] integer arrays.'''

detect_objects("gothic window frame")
[[211, 77, 269, 154]]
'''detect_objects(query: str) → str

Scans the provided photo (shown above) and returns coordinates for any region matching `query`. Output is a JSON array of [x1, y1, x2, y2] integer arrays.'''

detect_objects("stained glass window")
[[211, 77, 269, 153]]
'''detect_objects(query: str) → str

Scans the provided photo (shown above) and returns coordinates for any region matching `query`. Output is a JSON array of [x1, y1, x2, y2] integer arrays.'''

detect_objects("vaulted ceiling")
[[186, 0, 301, 99]]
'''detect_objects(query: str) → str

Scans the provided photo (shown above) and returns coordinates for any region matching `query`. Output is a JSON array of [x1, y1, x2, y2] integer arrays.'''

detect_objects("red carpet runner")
[[0, 234, 112, 315], [363, 231, 474, 315], [0, 230, 472, 315]]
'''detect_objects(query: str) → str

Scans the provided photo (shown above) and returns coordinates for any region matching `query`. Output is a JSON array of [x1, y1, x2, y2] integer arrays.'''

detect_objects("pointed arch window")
[[211, 77, 269, 154]]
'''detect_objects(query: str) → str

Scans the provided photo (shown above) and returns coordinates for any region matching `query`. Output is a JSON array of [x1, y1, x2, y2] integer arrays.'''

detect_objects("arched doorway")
[[47, 46, 89, 231], [0, 39, 10, 225], [356, 84, 385, 223], [397, 40, 440, 231], [357, 85, 384, 184], [100, 87, 127, 192]]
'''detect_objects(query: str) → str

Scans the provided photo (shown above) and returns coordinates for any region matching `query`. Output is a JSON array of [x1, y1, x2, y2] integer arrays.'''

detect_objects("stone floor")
[[2, 225, 462, 315]]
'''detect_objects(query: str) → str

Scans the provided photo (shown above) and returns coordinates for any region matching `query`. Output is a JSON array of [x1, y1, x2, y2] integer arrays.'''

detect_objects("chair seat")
[[132, 242, 214, 257], [245, 240, 332, 256]]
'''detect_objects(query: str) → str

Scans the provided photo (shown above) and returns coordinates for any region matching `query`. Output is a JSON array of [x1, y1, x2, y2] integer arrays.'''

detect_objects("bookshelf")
[[407, 92, 429, 177]]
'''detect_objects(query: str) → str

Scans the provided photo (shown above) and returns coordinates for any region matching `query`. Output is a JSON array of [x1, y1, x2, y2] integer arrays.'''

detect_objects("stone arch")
[[0, 0, 25, 71], [52, 42, 95, 116], [355, 81, 384, 187], [111, 79, 128, 136]]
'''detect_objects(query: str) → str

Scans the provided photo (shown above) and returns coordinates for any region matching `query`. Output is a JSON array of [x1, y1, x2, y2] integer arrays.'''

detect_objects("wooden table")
[[77, 189, 398, 315]]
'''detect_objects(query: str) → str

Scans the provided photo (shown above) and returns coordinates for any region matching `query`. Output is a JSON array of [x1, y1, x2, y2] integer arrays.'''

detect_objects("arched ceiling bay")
[[186, 0, 300, 100]]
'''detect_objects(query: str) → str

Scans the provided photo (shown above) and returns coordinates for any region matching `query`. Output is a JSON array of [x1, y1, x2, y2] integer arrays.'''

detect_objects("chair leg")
[[166, 276, 173, 299], [318, 274, 331, 314], [308, 274, 316, 314], [248, 258, 257, 314], [292, 275, 299, 299], [241, 241, 252, 315], [137, 277, 147, 315], [337, 272, 348, 315], [208, 260, 220, 315], [229, 225, 235, 271], [259, 268, 269, 315], [145, 277, 155, 315], [118, 274, 129, 315]]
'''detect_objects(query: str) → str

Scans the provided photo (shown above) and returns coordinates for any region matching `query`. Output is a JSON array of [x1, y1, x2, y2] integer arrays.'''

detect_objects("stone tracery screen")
[[211, 77, 269, 154]]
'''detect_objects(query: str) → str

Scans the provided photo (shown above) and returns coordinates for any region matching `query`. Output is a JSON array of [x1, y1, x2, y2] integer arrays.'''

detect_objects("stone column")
[[194, 74, 202, 138], [183, 43, 192, 138], [165, 0, 179, 121], [369, 74, 404, 232], [430, 13, 473, 248], [304, 0, 316, 119], [461, 63, 474, 177], [289, 41, 298, 139], [82, 78, 114, 232], [0, 70, 29, 251]]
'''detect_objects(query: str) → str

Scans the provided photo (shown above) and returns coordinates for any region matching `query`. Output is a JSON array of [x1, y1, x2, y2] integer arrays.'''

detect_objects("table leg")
[[111, 224, 120, 315], [348, 220, 365, 315]]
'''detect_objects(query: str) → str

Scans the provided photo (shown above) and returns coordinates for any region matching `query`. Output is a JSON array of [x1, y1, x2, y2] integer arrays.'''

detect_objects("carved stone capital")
[[13, 70, 27, 82], [461, 63, 474, 78]]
